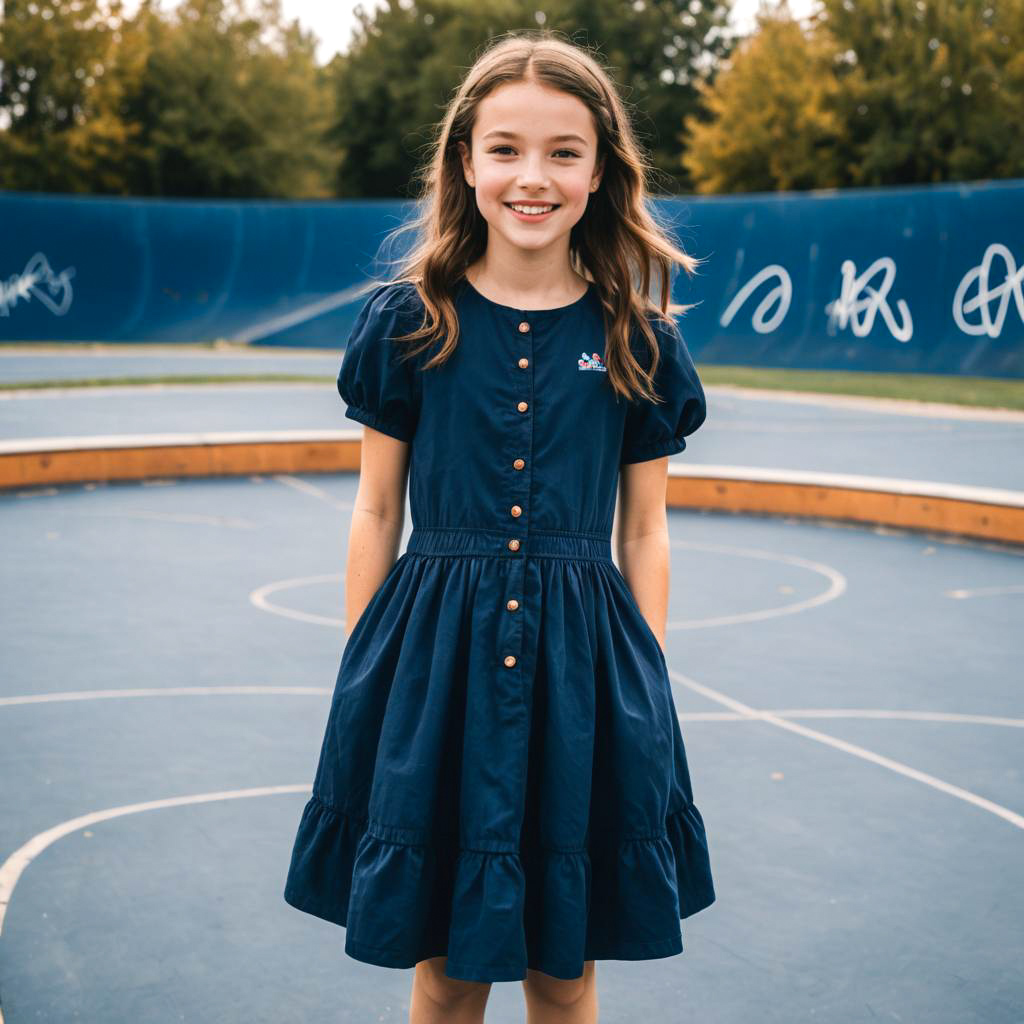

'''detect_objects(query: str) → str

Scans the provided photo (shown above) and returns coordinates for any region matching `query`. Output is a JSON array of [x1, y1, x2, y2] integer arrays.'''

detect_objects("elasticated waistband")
[[407, 527, 612, 562]]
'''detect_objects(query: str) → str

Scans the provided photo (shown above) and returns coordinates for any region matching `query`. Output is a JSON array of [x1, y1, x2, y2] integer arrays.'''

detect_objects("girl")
[[284, 30, 715, 1023]]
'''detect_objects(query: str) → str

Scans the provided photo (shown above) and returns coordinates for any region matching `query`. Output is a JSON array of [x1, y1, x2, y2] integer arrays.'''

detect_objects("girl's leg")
[[410, 957, 492, 1024], [521, 960, 598, 1024]]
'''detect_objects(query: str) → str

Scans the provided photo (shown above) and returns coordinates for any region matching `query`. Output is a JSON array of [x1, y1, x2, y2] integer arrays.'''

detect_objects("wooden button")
[[518, 322, 530, 333], [504, 654, 517, 667], [506, 599, 519, 611], [510, 505, 522, 517], [518, 357, 529, 368], [517, 401, 528, 412], [513, 458, 525, 470], [507, 538, 520, 551]]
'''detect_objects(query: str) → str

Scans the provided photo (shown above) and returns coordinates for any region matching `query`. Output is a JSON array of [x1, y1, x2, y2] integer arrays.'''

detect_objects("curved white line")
[[669, 669, 1024, 831], [248, 574, 345, 627], [0, 785, 312, 937], [666, 540, 847, 629], [249, 545, 846, 632], [1, 688, 1021, 731]]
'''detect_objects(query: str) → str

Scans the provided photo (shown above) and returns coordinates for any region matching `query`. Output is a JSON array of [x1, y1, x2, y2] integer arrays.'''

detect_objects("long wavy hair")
[[352, 29, 703, 404]]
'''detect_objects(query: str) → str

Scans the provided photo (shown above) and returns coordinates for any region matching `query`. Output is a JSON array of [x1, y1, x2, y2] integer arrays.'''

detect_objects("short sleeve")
[[337, 283, 421, 443], [620, 315, 707, 465]]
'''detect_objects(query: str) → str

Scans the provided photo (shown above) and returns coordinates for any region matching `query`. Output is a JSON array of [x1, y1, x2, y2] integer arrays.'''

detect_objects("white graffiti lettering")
[[0, 252, 76, 318], [719, 264, 792, 333], [824, 257, 912, 341], [953, 243, 1024, 338]]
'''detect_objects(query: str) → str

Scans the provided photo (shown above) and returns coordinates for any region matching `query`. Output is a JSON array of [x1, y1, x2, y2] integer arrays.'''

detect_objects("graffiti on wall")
[[1, 253, 76, 318], [720, 243, 1021, 343]]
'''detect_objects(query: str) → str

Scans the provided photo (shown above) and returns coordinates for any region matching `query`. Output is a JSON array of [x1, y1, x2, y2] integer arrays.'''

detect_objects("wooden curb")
[[2, 431, 1022, 547], [666, 465, 1024, 546]]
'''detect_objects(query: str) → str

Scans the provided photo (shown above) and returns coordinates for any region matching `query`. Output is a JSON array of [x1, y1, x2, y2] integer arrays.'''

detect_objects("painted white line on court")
[[66, 508, 258, 528], [274, 474, 351, 511], [0, 785, 312, 937], [248, 545, 845, 632], [1, 689, 1018, 732], [0, 686, 330, 708], [668, 669, 1024, 831], [678, 709, 1024, 727], [665, 540, 846, 629], [249, 574, 345, 627], [945, 583, 1024, 599]]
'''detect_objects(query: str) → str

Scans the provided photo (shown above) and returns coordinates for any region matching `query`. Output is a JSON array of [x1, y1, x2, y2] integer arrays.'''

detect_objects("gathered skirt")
[[283, 527, 715, 982]]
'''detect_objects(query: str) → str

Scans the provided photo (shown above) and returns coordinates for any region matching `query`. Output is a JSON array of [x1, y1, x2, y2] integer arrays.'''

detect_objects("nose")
[[517, 152, 549, 190]]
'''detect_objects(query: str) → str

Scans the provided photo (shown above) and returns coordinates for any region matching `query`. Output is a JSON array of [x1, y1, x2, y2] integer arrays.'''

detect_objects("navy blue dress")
[[283, 276, 715, 983]]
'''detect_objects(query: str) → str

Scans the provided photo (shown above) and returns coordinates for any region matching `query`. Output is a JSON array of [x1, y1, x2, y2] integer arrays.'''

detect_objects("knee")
[[414, 957, 491, 1010], [522, 960, 595, 1008]]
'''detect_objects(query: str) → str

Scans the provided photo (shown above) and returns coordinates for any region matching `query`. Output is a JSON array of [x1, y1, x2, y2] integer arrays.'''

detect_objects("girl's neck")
[[464, 260, 590, 309]]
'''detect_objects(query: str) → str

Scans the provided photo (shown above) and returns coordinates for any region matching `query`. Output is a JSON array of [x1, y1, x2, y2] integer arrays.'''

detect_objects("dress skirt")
[[283, 527, 716, 983]]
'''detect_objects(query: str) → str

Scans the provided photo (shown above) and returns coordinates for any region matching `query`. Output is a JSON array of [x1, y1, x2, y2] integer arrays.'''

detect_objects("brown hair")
[[353, 29, 703, 404]]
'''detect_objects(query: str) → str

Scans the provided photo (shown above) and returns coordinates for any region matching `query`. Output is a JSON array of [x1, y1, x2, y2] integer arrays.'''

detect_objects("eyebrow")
[[481, 130, 589, 145]]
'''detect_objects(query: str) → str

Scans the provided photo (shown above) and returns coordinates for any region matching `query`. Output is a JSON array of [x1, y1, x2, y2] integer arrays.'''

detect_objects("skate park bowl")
[[2, 180, 1023, 1021]]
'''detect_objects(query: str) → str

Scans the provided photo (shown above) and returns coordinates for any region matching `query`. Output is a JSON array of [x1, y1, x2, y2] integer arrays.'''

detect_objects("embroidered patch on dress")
[[578, 351, 607, 372]]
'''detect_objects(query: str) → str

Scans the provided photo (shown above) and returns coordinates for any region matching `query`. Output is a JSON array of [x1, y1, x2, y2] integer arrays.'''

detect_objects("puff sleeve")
[[620, 315, 707, 464], [337, 283, 421, 443]]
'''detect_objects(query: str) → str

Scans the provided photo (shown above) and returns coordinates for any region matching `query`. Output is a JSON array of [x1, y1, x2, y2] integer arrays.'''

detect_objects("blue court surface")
[[1, 364, 1022, 1022]]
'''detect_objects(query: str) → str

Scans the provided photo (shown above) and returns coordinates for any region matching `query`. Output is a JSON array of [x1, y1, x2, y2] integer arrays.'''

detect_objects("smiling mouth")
[[504, 202, 560, 215]]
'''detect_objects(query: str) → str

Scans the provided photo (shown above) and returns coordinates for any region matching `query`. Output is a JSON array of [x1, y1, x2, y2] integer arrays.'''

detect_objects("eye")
[[487, 146, 581, 158]]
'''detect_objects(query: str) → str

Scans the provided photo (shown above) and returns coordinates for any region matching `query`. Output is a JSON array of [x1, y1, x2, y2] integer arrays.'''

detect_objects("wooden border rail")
[[2, 431, 1022, 546]]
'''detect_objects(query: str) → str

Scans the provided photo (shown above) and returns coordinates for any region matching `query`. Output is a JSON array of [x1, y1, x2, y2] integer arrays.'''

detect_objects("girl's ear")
[[456, 141, 475, 187], [591, 153, 605, 192]]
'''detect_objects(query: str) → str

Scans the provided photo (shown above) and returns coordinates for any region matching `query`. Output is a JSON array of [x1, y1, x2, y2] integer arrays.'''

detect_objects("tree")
[[681, 3, 844, 192], [816, 0, 1024, 186], [0, 0, 339, 196], [680, 0, 1024, 193], [0, 0, 131, 191], [328, 0, 734, 199], [117, 0, 338, 197]]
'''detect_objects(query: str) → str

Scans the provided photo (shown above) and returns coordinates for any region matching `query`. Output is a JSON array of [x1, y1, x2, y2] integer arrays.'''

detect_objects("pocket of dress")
[[342, 553, 407, 654], [610, 567, 668, 670]]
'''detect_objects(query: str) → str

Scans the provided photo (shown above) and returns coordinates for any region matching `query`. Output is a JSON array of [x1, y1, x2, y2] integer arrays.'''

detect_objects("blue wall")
[[2, 180, 1022, 376]]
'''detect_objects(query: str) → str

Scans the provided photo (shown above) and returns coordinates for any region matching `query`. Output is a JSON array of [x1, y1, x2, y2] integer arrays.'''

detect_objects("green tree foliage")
[[818, 0, 1024, 185], [0, 0, 132, 191], [328, 0, 734, 198], [0, 0, 338, 196], [681, 5, 843, 192], [683, 0, 1024, 192]]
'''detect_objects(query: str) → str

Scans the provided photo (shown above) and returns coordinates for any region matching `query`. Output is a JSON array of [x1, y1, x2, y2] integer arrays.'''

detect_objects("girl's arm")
[[614, 456, 671, 654], [344, 426, 411, 634]]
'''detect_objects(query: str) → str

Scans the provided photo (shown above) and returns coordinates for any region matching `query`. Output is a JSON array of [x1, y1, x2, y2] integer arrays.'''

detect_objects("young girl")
[[284, 30, 715, 1023]]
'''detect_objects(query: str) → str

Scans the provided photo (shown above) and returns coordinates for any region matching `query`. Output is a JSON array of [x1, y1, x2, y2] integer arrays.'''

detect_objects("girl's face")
[[457, 80, 604, 258]]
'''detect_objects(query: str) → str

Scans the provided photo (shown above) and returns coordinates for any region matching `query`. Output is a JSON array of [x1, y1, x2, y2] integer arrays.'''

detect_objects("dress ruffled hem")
[[283, 793, 716, 982]]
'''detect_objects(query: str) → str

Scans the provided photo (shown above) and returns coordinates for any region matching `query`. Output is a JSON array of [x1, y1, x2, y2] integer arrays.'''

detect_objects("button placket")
[[501, 316, 532, 669]]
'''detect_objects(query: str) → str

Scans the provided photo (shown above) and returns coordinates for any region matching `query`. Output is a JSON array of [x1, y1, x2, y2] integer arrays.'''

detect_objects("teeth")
[[509, 203, 554, 214]]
